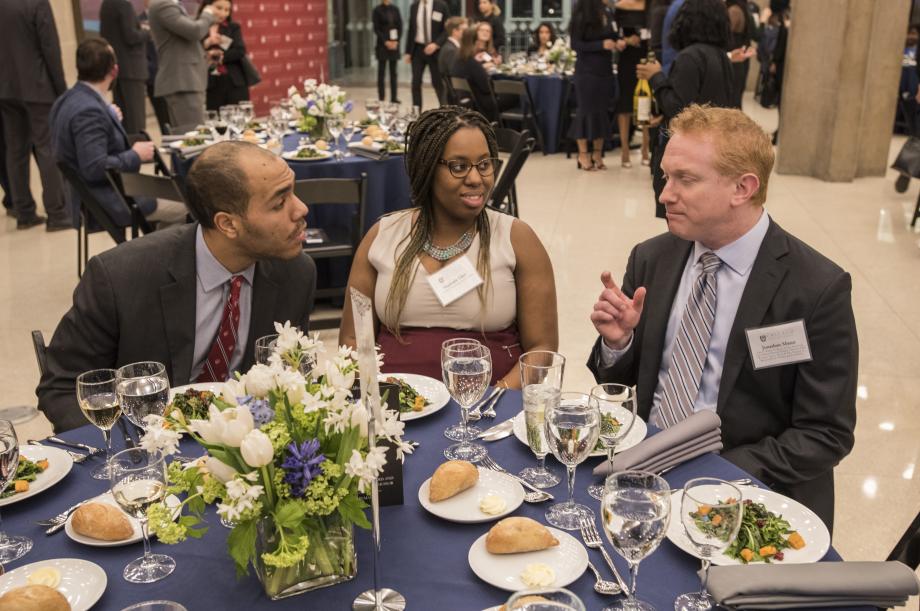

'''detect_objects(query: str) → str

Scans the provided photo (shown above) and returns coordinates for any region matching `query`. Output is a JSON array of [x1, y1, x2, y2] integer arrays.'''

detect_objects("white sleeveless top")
[[368, 208, 517, 331]]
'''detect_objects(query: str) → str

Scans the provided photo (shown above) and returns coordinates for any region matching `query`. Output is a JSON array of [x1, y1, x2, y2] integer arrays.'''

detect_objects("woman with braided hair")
[[339, 106, 558, 388]]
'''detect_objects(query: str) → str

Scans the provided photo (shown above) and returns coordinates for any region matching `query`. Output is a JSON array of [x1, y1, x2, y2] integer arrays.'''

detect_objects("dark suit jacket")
[[50, 82, 155, 227], [37, 223, 318, 432], [437, 38, 459, 77], [207, 20, 248, 90], [404, 0, 449, 55], [588, 219, 858, 532], [372, 3, 402, 61], [100, 0, 149, 81], [0, 0, 66, 103]]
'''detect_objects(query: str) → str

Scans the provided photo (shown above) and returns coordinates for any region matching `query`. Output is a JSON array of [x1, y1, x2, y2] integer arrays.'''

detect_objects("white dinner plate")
[[0, 558, 107, 611], [65, 492, 181, 547], [379, 373, 451, 422], [418, 467, 524, 523], [512, 407, 647, 458], [468, 526, 589, 592], [168, 138, 212, 150], [169, 382, 226, 401], [281, 148, 334, 161], [666, 484, 831, 565], [0, 445, 74, 508]]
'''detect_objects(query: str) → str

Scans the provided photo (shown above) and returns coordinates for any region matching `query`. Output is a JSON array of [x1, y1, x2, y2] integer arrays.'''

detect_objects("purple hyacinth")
[[281, 439, 325, 498], [248, 398, 274, 426], [344, 100, 354, 113]]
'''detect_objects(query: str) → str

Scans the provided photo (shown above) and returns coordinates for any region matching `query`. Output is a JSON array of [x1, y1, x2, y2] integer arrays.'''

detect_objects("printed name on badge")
[[426, 256, 484, 307], [744, 320, 813, 370], [432, 10, 443, 21], [390, 29, 399, 40]]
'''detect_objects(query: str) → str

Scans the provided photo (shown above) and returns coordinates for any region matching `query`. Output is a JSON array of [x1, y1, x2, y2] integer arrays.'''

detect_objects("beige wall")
[[50, 0, 79, 86]]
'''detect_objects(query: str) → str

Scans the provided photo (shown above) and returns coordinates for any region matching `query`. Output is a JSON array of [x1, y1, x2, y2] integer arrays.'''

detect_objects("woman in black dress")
[[613, 0, 647, 168], [727, 0, 753, 109], [568, 0, 624, 171], [373, 0, 403, 103], [199, 0, 251, 111]]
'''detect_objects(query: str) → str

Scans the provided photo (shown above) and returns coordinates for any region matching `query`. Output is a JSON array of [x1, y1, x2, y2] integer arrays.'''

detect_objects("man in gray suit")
[[101, 0, 149, 134], [437, 17, 466, 81], [0, 0, 71, 229], [37, 141, 317, 432], [147, 0, 220, 129]]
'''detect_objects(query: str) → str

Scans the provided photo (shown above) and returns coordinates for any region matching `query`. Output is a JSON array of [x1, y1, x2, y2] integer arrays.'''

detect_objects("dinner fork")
[[579, 516, 631, 597], [27, 440, 87, 464], [479, 455, 554, 503]]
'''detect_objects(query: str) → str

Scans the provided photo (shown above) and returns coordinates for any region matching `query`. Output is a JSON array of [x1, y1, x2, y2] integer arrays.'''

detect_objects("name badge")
[[432, 10, 443, 22], [640, 28, 651, 40], [426, 256, 484, 307], [744, 320, 813, 370], [389, 28, 399, 40]]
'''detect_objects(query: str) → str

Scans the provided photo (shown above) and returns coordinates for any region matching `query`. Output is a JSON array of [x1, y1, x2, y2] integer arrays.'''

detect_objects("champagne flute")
[[77, 368, 122, 480], [0, 420, 32, 562], [116, 362, 170, 431], [442, 338, 482, 441], [544, 393, 600, 529], [519, 351, 565, 488], [505, 588, 586, 611], [342, 120, 358, 156], [587, 384, 638, 500], [602, 471, 671, 611], [327, 118, 344, 161], [674, 479, 743, 611], [442, 342, 491, 462], [110, 448, 174, 583]]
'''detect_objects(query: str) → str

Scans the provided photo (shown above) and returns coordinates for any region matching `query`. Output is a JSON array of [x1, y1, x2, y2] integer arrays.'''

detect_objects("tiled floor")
[[1, 88, 918, 603]]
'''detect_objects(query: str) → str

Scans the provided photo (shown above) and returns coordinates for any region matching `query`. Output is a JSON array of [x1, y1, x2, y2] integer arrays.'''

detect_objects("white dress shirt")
[[415, 0, 432, 44]]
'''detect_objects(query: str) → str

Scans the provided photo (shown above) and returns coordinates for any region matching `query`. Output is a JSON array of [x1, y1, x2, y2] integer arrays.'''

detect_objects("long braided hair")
[[384, 106, 499, 337]]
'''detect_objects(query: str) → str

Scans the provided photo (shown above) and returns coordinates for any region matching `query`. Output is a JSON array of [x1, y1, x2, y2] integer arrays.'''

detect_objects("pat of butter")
[[27, 567, 61, 589], [520, 563, 555, 587], [479, 494, 507, 515]]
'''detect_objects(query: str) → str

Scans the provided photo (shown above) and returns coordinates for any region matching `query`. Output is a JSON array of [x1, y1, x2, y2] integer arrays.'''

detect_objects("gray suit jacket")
[[587, 219, 858, 533], [147, 0, 214, 97], [438, 38, 459, 78], [37, 224, 317, 432], [0, 0, 66, 103], [100, 0, 149, 82]]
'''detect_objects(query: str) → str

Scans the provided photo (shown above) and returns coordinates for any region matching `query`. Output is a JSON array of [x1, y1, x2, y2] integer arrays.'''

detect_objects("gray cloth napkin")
[[707, 561, 920, 609], [593, 410, 722, 477], [351, 146, 389, 161]]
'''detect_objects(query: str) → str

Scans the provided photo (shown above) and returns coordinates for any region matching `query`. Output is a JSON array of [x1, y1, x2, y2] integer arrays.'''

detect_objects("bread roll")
[[485, 517, 559, 554], [314, 139, 329, 150], [0, 585, 70, 611], [429, 460, 478, 502], [499, 596, 550, 611], [71, 502, 134, 541], [361, 136, 374, 147]]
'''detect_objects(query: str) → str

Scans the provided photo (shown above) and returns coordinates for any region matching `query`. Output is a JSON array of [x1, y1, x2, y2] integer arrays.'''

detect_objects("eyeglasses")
[[438, 157, 502, 179]]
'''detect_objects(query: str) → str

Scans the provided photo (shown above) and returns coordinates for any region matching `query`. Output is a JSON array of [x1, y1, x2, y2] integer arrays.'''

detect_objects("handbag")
[[892, 136, 920, 178], [241, 56, 262, 87]]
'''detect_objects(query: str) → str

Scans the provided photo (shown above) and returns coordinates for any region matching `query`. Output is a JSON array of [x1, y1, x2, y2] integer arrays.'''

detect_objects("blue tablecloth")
[[493, 74, 568, 154], [6, 391, 867, 611]]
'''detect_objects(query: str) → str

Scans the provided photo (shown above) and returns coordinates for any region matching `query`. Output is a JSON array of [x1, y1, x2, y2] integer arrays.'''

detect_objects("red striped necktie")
[[197, 275, 243, 383]]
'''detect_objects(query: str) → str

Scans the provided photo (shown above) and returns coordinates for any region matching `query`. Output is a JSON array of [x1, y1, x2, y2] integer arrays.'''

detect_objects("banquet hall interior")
[[1, 0, 919, 608]]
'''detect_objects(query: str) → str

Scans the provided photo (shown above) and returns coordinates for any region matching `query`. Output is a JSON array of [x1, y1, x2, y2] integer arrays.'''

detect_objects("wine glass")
[[238, 101, 255, 127], [254, 333, 314, 374], [519, 351, 565, 488], [587, 384, 638, 500], [205, 110, 219, 138], [116, 362, 170, 431], [0, 419, 32, 562], [442, 338, 482, 441], [505, 588, 586, 610], [342, 121, 359, 156], [327, 118, 344, 161], [544, 393, 600, 530], [110, 448, 174, 583], [674, 479, 743, 611], [602, 470, 671, 611], [442, 342, 491, 462], [77, 368, 122, 480], [365, 98, 381, 124]]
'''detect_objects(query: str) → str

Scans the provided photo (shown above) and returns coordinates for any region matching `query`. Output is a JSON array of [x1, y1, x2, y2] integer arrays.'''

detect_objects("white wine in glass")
[[77, 368, 122, 480]]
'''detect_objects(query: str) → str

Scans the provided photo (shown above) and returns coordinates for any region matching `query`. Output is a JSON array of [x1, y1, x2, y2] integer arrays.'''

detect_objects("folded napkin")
[[351, 146, 389, 161], [160, 134, 189, 143], [707, 561, 920, 609], [593, 410, 722, 477]]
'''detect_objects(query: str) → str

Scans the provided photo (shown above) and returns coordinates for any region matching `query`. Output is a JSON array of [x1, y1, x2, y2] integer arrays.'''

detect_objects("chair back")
[[494, 126, 530, 156], [294, 173, 368, 250], [450, 77, 476, 107], [31, 330, 47, 378], [57, 162, 127, 243], [488, 132, 534, 218], [491, 78, 526, 100], [114, 171, 187, 204]]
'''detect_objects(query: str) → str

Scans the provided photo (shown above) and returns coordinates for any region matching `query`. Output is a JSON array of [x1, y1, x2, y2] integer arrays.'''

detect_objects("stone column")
[[776, 0, 910, 181]]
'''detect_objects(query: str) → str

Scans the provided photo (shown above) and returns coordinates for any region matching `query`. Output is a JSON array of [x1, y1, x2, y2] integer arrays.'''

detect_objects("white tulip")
[[188, 404, 225, 444], [241, 363, 275, 397], [220, 406, 255, 447], [240, 429, 274, 468], [204, 456, 238, 483]]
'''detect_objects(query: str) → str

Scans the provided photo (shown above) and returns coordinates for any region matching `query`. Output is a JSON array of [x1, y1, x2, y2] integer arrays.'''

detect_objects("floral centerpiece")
[[546, 38, 577, 73], [288, 79, 353, 140], [140, 322, 410, 599]]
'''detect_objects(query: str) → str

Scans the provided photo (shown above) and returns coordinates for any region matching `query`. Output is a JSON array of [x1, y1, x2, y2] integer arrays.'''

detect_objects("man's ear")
[[731, 172, 760, 208], [213, 211, 240, 239]]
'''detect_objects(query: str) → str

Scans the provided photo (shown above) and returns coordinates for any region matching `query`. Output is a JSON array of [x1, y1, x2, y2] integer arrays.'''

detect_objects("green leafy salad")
[[383, 140, 405, 154], [169, 389, 232, 420], [1, 456, 48, 498], [181, 137, 206, 147], [383, 377, 430, 413], [594, 413, 622, 451], [294, 147, 326, 159], [722, 499, 806, 563]]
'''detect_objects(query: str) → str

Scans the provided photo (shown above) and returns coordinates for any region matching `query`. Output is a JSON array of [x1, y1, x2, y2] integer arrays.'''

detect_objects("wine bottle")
[[633, 51, 656, 127]]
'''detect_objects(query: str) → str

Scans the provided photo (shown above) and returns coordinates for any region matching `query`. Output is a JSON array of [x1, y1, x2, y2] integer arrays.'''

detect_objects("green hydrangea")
[[302, 460, 348, 518], [199, 473, 226, 504], [262, 420, 292, 453], [261, 533, 310, 568], [147, 503, 186, 544]]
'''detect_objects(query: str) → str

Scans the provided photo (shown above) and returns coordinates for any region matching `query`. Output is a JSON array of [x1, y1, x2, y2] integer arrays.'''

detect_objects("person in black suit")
[[373, 0, 403, 103], [0, 0, 71, 230], [37, 140, 317, 432], [588, 105, 857, 533], [403, 0, 450, 108], [199, 0, 251, 110], [101, 0, 149, 135]]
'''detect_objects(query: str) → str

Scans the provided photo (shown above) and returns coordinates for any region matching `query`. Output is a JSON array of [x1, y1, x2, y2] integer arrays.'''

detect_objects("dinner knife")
[[476, 419, 514, 441]]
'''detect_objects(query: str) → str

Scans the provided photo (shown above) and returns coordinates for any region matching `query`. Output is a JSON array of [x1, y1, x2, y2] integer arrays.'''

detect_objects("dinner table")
[[492, 73, 569, 155], [4, 390, 872, 611]]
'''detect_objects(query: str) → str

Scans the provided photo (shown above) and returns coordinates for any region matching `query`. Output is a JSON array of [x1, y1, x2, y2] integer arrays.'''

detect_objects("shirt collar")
[[693, 209, 769, 276], [78, 81, 108, 105], [195, 225, 255, 292]]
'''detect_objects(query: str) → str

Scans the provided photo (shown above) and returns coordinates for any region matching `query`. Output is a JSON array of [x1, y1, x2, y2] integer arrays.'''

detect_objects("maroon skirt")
[[377, 326, 522, 385]]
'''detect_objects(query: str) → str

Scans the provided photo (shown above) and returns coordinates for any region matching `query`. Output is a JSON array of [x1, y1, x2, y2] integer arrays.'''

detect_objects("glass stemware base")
[[124, 553, 176, 583], [444, 422, 480, 442], [545, 500, 594, 530], [519, 465, 560, 489], [587, 482, 606, 500], [443, 441, 487, 463], [0, 533, 33, 563], [604, 599, 658, 611], [90, 459, 116, 480], [673, 591, 715, 611]]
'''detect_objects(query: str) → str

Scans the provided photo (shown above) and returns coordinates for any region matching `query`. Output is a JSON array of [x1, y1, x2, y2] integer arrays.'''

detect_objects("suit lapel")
[[243, 261, 279, 371], [160, 227, 198, 385], [717, 219, 790, 413], [78, 82, 128, 145]]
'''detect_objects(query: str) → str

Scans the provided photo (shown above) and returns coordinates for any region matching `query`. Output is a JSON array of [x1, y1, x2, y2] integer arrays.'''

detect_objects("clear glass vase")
[[253, 513, 356, 600]]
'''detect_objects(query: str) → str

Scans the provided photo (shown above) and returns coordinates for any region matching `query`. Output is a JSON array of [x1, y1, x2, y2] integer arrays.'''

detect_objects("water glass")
[[365, 98, 381, 123], [111, 448, 174, 583], [121, 602, 188, 611], [544, 393, 600, 530], [77, 368, 122, 480], [442, 342, 491, 462], [238, 101, 255, 126], [587, 384, 638, 500], [505, 588, 586, 611], [0, 419, 32, 562], [602, 471, 671, 611], [673, 479, 743, 611], [327, 118, 344, 161], [116, 362, 170, 430], [342, 120, 359, 156], [519, 351, 565, 488], [442, 338, 482, 441]]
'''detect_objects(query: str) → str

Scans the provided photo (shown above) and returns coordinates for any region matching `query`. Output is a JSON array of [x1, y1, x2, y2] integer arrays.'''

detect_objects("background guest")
[[438, 17, 467, 80], [727, 0, 755, 109], [473, 0, 505, 56], [474, 22, 502, 66], [339, 107, 558, 387], [140, 0, 171, 133], [452, 28, 500, 120], [613, 0, 648, 168], [100, 0, 149, 135], [527, 22, 557, 57], [373, 0, 403, 103], [648, 0, 674, 57], [404, 0, 450, 109], [199, 0, 251, 111]]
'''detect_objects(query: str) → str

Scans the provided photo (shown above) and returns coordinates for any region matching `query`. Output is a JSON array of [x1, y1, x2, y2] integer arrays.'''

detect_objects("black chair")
[[295, 173, 368, 330], [887, 509, 920, 570], [492, 126, 531, 217], [107, 169, 188, 224], [488, 131, 534, 218], [450, 77, 477, 111], [31, 330, 47, 378], [492, 78, 545, 154]]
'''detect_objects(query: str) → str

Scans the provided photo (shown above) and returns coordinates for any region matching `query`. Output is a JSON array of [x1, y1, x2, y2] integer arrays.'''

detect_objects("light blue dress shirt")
[[190, 225, 255, 381], [601, 211, 770, 425]]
